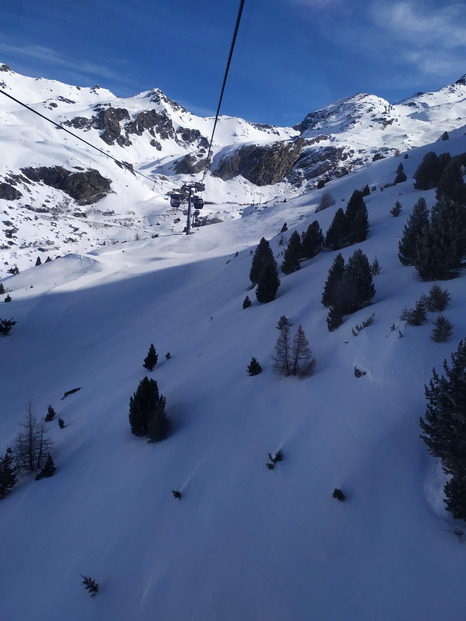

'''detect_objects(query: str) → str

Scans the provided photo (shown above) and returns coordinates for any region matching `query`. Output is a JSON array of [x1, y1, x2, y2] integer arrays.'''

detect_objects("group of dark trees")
[[420, 340, 466, 520], [325, 189, 369, 251], [281, 221, 325, 275], [0, 404, 58, 500], [322, 249, 375, 331], [398, 195, 465, 281], [272, 324, 316, 377]]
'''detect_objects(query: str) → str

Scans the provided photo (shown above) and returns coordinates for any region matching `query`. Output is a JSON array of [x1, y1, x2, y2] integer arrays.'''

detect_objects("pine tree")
[[326, 305, 344, 331], [129, 376, 170, 440], [414, 198, 466, 280], [249, 237, 275, 285], [247, 357, 262, 376], [281, 231, 303, 275], [13, 403, 55, 474], [301, 220, 324, 259], [256, 259, 280, 304], [436, 160, 465, 202], [325, 208, 347, 250], [272, 324, 291, 376], [143, 344, 158, 371], [342, 248, 375, 314], [345, 190, 368, 245], [322, 253, 345, 308], [390, 201, 402, 217], [414, 151, 440, 190], [431, 315, 453, 342], [0, 318, 16, 335], [398, 197, 429, 266], [0, 448, 16, 499], [420, 340, 466, 520], [394, 162, 407, 184], [290, 325, 316, 377], [35, 453, 57, 480], [425, 283, 450, 312]]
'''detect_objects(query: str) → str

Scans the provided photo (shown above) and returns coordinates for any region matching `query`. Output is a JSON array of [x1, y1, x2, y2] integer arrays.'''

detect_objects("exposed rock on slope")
[[212, 138, 304, 185], [21, 166, 111, 203]]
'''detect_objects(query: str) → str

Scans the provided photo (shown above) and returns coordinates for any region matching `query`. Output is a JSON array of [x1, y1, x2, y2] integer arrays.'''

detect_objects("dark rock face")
[[94, 107, 130, 145], [174, 154, 209, 175], [290, 145, 345, 183], [21, 166, 111, 203], [0, 183, 22, 200], [212, 138, 304, 186]]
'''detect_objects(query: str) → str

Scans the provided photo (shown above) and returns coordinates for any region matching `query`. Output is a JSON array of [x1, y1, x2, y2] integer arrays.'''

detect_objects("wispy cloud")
[[0, 42, 131, 85]]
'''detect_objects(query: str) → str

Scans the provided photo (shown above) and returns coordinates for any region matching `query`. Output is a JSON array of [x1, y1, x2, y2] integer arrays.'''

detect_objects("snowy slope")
[[0, 117, 465, 621]]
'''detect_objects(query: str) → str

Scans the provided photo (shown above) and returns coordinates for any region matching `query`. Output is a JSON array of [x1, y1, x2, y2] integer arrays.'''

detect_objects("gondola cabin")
[[192, 195, 204, 209], [170, 194, 181, 208]]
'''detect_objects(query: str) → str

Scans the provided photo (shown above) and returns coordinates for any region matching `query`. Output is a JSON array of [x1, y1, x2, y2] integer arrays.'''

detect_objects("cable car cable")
[[203, 0, 246, 182]]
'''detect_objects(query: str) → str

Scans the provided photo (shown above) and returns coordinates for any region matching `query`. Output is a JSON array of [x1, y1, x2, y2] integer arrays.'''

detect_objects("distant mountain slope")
[[0, 63, 465, 276]]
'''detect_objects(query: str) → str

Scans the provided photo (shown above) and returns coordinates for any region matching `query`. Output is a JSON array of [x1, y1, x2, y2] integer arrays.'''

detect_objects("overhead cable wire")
[[203, 0, 246, 182]]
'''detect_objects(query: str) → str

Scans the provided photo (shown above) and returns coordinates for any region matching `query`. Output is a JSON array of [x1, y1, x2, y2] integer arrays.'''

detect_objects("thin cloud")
[[0, 42, 130, 85]]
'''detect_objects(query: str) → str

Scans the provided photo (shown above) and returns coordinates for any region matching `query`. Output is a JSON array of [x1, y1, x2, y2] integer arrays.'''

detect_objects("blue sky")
[[1, 0, 465, 126]]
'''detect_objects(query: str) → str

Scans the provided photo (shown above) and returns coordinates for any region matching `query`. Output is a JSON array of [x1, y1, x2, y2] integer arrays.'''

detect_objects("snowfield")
[[0, 68, 466, 621]]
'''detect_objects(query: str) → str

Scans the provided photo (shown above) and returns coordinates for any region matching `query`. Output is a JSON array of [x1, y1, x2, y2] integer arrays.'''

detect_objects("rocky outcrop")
[[0, 183, 22, 200], [174, 153, 209, 175], [21, 166, 111, 203], [212, 138, 304, 186]]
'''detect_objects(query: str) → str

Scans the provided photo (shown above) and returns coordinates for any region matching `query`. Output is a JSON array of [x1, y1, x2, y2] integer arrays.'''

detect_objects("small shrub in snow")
[[44, 405, 56, 422], [390, 201, 402, 217], [431, 315, 453, 342], [0, 318, 16, 335], [400, 300, 427, 326], [354, 367, 366, 378], [58, 418, 65, 429], [81, 574, 99, 597], [172, 490, 182, 500], [4, 294, 12, 303], [242, 295, 251, 309], [247, 357, 262, 376], [370, 258, 381, 276], [425, 284, 451, 312], [165, 352, 171, 360], [276, 315, 289, 330], [35, 453, 56, 480], [332, 488, 346, 501]]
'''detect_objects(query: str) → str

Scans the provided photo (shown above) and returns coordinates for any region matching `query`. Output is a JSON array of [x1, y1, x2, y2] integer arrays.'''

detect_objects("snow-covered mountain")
[[0, 62, 465, 621], [1, 63, 466, 277]]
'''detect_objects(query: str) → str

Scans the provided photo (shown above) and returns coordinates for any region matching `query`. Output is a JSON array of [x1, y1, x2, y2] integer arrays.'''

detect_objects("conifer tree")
[[436, 160, 465, 202], [394, 162, 407, 184], [0, 448, 16, 499], [431, 315, 453, 342], [414, 151, 440, 190], [420, 340, 466, 520], [325, 208, 347, 250], [290, 325, 316, 377], [326, 304, 344, 332], [272, 324, 291, 376], [322, 253, 345, 308], [281, 231, 303, 275], [13, 404, 54, 474], [44, 405, 56, 422], [390, 201, 402, 217], [398, 197, 429, 266], [242, 295, 251, 309], [129, 376, 170, 440], [247, 357, 262, 376], [345, 190, 369, 245], [414, 198, 466, 280], [35, 453, 57, 480], [143, 344, 158, 371], [301, 220, 324, 259], [249, 237, 275, 285], [256, 259, 280, 304], [343, 249, 375, 314]]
